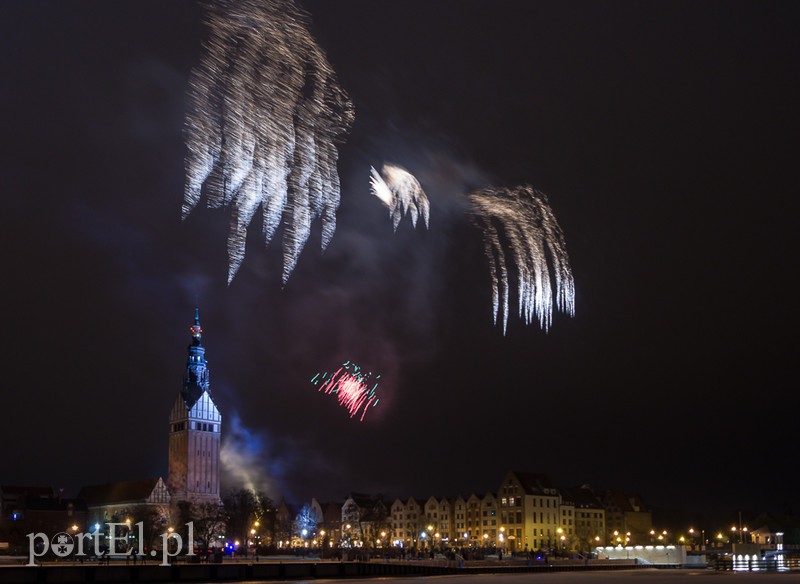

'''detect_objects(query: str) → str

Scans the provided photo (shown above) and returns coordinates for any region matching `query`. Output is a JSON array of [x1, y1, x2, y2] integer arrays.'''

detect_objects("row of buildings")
[[273, 472, 651, 553]]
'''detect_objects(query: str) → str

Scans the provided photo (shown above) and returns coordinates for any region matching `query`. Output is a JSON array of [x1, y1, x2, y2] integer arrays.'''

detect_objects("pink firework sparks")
[[312, 363, 380, 421]]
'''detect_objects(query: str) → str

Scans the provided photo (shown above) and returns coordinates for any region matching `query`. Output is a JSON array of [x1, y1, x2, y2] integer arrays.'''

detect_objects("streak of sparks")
[[311, 362, 381, 421], [369, 164, 430, 230], [183, 0, 354, 284], [468, 186, 575, 334]]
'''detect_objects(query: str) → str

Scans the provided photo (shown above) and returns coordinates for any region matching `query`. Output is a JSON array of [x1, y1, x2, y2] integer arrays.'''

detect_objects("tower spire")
[[183, 307, 209, 406], [190, 307, 203, 346]]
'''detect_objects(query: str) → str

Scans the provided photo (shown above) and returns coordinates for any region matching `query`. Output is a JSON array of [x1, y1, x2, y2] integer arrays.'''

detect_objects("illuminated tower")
[[168, 308, 222, 504]]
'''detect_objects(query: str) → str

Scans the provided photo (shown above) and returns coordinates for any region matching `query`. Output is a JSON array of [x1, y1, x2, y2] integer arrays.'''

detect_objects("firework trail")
[[183, 0, 354, 284], [468, 186, 575, 334], [369, 164, 430, 230], [311, 361, 381, 421]]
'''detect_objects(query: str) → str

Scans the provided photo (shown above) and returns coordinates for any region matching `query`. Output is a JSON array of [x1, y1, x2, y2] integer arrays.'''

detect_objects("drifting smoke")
[[369, 164, 430, 230], [220, 412, 281, 496], [311, 361, 381, 421], [468, 186, 575, 334], [183, 0, 354, 284]]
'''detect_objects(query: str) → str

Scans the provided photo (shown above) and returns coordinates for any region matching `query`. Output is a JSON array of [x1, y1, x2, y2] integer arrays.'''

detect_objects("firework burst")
[[369, 164, 430, 230], [469, 185, 575, 334], [183, 0, 354, 284], [311, 361, 381, 421]]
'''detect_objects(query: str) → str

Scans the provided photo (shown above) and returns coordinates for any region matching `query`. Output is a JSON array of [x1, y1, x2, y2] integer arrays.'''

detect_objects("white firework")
[[183, 0, 354, 284], [469, 186, 575, 334], [369, 164, 430, 230]]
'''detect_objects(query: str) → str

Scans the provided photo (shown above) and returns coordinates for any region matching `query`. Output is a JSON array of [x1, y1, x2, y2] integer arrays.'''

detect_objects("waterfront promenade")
[[0, 557, 798, 584], [0, 556, 800, 584]]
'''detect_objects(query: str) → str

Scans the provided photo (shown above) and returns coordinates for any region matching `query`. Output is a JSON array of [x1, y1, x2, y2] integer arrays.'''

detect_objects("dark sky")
[[2, 0, 798, 531]]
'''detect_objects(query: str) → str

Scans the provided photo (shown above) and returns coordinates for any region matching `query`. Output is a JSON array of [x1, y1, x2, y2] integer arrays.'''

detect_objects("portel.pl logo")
[[26, 522, 196, 567]]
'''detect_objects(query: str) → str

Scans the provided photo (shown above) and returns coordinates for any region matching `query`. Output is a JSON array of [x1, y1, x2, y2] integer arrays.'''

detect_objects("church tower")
[[168, 308, 222, 504]]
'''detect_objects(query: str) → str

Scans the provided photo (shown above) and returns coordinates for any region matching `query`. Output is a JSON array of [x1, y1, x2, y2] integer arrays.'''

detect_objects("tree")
[[222, 488, 274, 549], [129, 504, 170, 551], [188, 501, 226, 552], [294, 504, 318, 541]]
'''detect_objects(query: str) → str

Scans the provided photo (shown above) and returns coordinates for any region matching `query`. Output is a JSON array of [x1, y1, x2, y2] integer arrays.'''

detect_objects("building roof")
[[559, 486, 604, 509], [511, 471, 555, 495], [78, 478, 162, 506], [602, 490, 649, 513], [0, 485, 54, 498], [750, 512, 800, 534], [23, 497, 88, 512]]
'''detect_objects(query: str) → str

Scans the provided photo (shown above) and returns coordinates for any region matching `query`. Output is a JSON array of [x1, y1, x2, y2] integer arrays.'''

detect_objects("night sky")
[[2, 1, 798, 530]]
